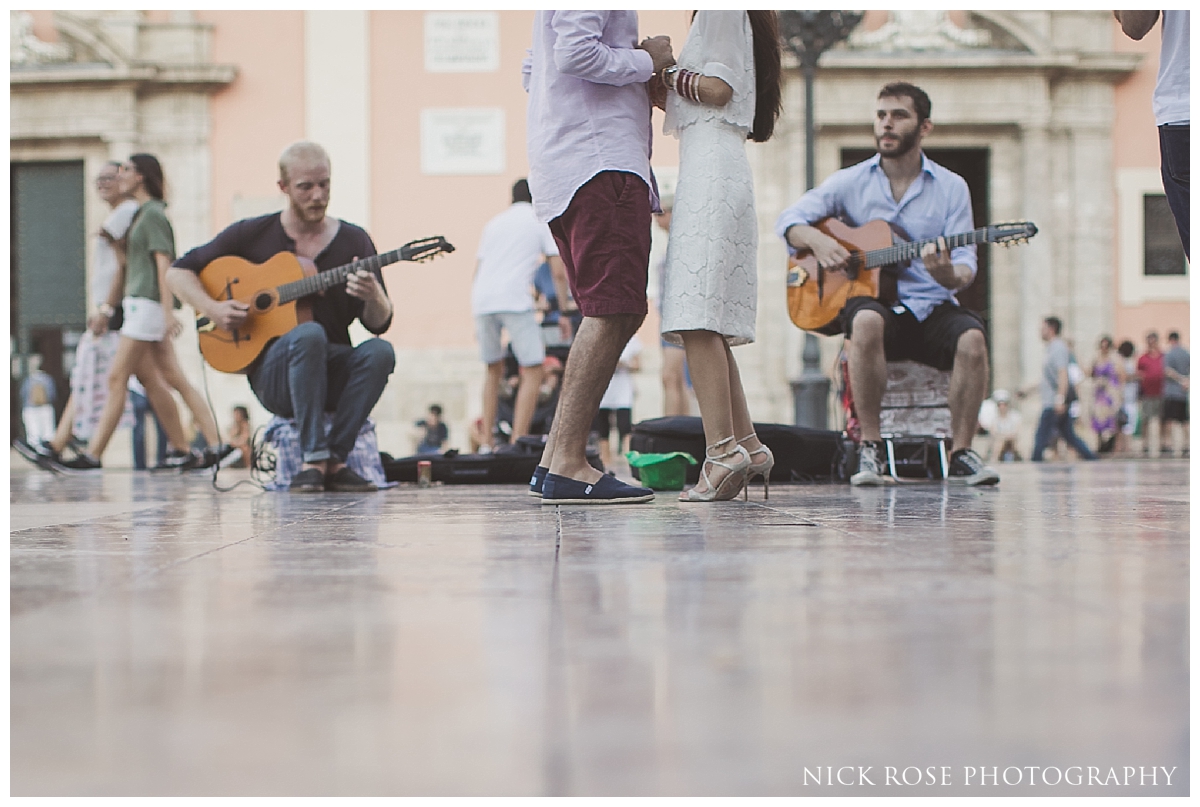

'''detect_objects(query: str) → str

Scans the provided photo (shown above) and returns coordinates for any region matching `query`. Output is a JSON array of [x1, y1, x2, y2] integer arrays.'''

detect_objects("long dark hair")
[[128, 153, 165, 200], [689, 11, 782, 142], [746, 11, 782, 142]]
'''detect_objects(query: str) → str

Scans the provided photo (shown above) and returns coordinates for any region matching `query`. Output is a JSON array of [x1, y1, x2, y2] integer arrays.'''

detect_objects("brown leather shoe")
[[288, 467, 326, 493], [325, 466, 377, 492]]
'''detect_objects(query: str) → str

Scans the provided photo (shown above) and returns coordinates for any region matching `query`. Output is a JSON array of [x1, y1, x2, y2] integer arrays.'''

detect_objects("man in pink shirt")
[[1137, 331, 1167, 456], [523, 11, 674, 504]]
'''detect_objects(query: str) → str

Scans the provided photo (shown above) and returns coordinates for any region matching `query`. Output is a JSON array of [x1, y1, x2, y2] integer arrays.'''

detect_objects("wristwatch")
[[97, 303, 115, 318]]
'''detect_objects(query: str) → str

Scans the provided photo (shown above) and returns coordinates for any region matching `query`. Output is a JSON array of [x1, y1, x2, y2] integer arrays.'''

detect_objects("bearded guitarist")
[[167, 141, 394, 493], [775, 82, 999, 488]]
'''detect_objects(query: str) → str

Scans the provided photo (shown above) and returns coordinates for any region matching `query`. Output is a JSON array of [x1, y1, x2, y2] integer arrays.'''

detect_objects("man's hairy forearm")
[[166, 267, 216, 316]]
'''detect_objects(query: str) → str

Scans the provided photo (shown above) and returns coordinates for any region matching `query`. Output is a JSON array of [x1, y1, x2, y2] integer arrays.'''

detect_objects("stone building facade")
[[10, 10, 1185, 459]]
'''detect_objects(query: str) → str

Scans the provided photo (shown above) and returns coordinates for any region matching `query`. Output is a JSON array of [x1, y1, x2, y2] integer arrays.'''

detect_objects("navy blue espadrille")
[[540, 472, 654, 505], [529, 465, 548, 498]]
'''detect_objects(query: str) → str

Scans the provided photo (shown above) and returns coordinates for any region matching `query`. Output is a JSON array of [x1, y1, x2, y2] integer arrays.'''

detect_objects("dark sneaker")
[[218, 447, 245, 469], [851, 440, 895, 487], [161, 448, 193, 468], [289, 467, 326, 493], [12, 441, 60, 473], [182, 444, 238, 472], [13, 438, 55, 466], [541, 472, 654, 504], [57, 454, 103, 473], [948, 448, 1000, 486], [325, 466, 378, 492], [528, 465, 548, 498]]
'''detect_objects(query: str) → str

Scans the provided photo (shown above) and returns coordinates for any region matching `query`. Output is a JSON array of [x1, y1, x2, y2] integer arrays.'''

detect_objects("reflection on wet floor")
[[10, 458, 1188, 795]]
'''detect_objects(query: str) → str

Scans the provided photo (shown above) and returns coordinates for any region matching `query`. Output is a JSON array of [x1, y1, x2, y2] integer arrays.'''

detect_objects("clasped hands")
[[639, 35, 674, 110]]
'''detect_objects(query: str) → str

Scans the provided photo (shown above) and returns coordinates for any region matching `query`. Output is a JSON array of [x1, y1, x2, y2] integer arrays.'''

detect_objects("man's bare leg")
[[512, 364, 545, 442], [544, 313, 643, 483], [948, 329, 989, 453], [482, 361, 503, 449], [847, 311, 888, 443]]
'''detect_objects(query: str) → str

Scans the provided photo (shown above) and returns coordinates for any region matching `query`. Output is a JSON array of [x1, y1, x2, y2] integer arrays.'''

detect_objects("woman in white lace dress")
[[658, 11, 781, 501]]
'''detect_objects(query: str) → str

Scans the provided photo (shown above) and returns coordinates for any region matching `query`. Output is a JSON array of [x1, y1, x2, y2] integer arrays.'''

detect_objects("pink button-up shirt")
[[523, 10, 659, 223]]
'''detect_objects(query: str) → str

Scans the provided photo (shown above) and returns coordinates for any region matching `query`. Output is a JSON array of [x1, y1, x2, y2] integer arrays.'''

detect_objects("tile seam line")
[[8, 502, 174, 534]]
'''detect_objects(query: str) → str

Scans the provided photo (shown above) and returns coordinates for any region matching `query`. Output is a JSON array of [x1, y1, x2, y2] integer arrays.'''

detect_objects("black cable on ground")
[[199, 356, 265, 493]]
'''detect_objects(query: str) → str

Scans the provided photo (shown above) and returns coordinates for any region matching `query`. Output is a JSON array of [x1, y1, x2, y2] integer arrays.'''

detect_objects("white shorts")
[[121, 297, 167, 342], [475, 310, 546, 367]]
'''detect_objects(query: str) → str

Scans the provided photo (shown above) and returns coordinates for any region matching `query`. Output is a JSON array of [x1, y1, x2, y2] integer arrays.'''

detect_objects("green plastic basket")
[[625, 451, 698, 491]]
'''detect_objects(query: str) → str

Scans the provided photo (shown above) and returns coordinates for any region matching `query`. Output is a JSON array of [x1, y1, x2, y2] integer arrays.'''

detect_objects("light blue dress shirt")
[[774, 152, 977, 322], [523, 11, 658, 224]]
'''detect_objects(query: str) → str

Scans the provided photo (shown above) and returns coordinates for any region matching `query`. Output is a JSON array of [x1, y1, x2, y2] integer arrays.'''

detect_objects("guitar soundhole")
[[254, 293, 273, 311]]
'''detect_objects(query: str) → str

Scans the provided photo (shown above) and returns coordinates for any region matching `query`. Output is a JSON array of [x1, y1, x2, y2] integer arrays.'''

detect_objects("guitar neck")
[[862, 228, 989, 270], [275, 247, 410, 305]]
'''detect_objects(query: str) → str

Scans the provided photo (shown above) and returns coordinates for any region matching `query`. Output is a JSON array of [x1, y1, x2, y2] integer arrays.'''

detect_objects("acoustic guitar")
[[195, 235, 454, 373], [785, 218, 1037, 334]]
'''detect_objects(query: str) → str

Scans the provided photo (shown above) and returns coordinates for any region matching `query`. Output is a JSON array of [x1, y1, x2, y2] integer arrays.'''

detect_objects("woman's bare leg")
[[49, 394, 76, 452], [152, 339, 220, 447], [723, 341, 762, 454], [679, 329, 743, 494], [132, 352, 189, 453], [86, 337, 149, 459]]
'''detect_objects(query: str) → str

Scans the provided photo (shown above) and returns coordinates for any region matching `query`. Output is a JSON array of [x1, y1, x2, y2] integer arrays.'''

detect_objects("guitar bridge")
[[787, 267, 809, 287]]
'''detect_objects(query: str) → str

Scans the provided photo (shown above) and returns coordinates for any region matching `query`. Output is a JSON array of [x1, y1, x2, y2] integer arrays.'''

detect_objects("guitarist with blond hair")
[[776, 82, 999, 487], [167, 140, 395, 492]]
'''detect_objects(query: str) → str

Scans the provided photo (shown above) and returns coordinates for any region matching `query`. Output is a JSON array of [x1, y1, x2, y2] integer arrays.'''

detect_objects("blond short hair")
[[278, 141, 331, 183]]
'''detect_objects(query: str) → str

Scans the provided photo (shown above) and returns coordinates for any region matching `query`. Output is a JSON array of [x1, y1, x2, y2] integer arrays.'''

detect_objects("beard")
[[875, 126, 920, 157], [292, 200, 327, 223]]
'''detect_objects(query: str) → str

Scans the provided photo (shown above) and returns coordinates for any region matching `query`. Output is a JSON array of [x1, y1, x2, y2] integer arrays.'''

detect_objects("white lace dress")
[[660, 10, 758, 347]]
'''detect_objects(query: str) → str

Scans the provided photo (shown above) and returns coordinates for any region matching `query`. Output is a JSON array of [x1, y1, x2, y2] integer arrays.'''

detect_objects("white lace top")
[[663, 10, 756, 136]]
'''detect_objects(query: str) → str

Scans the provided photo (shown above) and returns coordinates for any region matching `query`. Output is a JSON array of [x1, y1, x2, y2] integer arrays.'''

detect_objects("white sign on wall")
[[421, 108, 506, 175], [424, 12, 500, 73]]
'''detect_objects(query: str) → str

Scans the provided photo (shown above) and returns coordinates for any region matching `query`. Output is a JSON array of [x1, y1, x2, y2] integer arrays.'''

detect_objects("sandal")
[[738, 434, 775, 501], [681, 436, 751, 502]]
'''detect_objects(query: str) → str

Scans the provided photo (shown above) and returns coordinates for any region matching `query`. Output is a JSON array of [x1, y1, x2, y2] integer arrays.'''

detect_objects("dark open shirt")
[[173, 213, 394, 347]]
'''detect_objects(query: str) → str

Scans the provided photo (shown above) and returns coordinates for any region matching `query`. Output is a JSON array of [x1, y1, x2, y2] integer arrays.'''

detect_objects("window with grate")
[[1143, 193, 1187, 276]]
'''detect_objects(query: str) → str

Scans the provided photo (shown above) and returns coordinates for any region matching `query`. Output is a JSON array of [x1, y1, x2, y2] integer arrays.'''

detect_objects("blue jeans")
[[1159, 124, 1189, 259], [130, 388, 168, 470], [249, 322, 395, 463], [1031, 406, 1098, 462]]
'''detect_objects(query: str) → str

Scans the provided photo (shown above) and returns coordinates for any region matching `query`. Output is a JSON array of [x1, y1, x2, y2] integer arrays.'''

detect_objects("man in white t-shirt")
[[14, 161, 139, 467], [1115, 10, 1190, 258], [593, 334, 642, 469], [472, 179, 569, 450]]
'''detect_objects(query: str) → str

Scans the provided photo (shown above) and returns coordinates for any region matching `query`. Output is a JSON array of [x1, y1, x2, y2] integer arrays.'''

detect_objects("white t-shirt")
[[600, 335, 642, 410], [91, 198, 139, 308], [1154, 10, 1189, 126], [471, 202, 560, 316]]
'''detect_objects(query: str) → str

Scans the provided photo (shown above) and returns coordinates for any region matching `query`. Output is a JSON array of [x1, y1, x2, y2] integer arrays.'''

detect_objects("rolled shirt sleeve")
[[551, 11, 654, 86]]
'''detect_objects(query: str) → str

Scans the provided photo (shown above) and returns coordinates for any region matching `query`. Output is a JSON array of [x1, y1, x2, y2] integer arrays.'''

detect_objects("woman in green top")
[[64, 154, 224, 471]]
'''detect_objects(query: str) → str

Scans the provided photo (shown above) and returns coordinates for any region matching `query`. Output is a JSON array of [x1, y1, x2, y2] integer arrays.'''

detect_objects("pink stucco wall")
[[1111, 18, 1190, 347], [196, 11, 306, 241]]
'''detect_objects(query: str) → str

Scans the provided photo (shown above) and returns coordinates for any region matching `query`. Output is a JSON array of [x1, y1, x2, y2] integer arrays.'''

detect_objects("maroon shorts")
[[549, 171, 651, 317]]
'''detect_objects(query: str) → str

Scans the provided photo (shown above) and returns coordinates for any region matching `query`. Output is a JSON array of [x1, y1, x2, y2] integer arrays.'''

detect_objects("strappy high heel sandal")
[[681, 436, 751, 502], [739, 434, 775, 501]]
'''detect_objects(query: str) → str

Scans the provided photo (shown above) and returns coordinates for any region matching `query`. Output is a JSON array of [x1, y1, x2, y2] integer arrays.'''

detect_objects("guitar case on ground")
[[381, 437, 603, 485], [628, 416, 840, 484]]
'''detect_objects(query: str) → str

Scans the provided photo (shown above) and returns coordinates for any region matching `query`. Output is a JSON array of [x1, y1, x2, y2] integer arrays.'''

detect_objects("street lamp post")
[[779, 11, 863, 430]]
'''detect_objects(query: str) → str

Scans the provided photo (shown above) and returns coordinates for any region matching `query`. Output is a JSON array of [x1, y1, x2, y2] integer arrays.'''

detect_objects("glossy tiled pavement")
[[10, 457, 1189, 796]]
